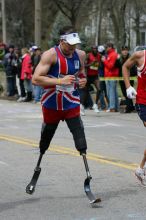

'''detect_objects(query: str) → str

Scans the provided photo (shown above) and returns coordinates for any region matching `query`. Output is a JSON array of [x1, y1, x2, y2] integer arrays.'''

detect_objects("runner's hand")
[[61, 75, 75, 85], [126, 86, 137, 99], [78, 78, 87, 88]]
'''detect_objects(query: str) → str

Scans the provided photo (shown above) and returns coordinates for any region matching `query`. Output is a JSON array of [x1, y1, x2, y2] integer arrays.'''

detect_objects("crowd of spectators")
[[2, 45, 42, 104], [80, 43, 137, 115]]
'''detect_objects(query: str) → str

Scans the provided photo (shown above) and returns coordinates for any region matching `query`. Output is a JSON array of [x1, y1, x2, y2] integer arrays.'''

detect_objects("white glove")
[[126, 86, 137, 99]]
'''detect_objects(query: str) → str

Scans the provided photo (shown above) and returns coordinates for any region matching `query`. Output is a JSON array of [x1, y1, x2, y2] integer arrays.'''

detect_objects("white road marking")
[[84, 122, 122, 128], [128, 133, 146, 139], [0, 161, 8, 166]]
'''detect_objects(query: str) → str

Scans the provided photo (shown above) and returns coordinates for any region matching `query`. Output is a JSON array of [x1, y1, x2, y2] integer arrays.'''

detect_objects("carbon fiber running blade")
[[84, 178, 101, 204], [26, 167, 41, 194], [31, 168, 41, 184]]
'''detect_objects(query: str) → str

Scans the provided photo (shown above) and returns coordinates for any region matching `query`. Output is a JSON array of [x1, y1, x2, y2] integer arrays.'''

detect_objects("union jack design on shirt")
[[41, 46, 81, 110]]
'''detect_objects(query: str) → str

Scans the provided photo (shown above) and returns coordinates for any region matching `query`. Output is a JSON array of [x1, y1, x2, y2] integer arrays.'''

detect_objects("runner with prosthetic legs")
[[26, 26, 101, 204]]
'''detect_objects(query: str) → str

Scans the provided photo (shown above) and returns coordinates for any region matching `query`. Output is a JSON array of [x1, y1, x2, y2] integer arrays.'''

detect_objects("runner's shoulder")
[[42, 47, 56, 57], [41, 48, 57, 63]]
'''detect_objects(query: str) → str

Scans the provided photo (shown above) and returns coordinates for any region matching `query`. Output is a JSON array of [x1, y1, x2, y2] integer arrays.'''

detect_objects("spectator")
[[30, 45, 38, 67], [98, 45, 108, 110], [3, 45, 18, 96], [101, 43, 119, 112], [32, 47, 43, 103], [14, 48, 26, 102], [81, 46, 101, 115], [119, 46, 137, 113], [21, 48, 33, 102]]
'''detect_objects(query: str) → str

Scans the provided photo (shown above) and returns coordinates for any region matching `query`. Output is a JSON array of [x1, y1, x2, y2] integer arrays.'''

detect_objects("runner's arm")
[[76, 50, 87, 88], [122, 53, 138, 89]]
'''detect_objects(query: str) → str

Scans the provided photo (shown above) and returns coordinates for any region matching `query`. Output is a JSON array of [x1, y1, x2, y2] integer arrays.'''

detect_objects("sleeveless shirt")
[[41, 46, 81, 110]]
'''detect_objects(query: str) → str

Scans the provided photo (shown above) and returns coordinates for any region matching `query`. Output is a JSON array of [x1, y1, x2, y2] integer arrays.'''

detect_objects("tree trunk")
[[35, 0, 41, 46], [109, 0, 127, 52]]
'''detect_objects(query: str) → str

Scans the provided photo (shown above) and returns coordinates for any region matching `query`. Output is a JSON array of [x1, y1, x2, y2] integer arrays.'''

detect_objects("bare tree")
[[94, 0, 105, 45], [53, 0, 91, 29], [131, 0, 146, 45], [3, 0, 146, 49], [1, 0, 7, 43], [105, 0, 128, 51], [41, 0, 59, 48], [5, 0, 34, 46], [35, 0, 41, 46], [5, 0, 59, 48]]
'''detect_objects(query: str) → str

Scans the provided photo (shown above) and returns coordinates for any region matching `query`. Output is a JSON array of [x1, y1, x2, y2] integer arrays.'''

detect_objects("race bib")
[[56, 84, 75, 93], [89, 66, 98, 70]]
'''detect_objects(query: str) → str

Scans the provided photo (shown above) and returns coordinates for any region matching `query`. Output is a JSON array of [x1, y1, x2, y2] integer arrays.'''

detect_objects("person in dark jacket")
[[98, 45, 108, 110], [3, 45, 18, 96], [119, 46, 137, 113]]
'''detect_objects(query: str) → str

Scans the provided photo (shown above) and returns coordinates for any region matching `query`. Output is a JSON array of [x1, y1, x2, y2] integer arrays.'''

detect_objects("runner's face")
[[60, 41, 76, 56]]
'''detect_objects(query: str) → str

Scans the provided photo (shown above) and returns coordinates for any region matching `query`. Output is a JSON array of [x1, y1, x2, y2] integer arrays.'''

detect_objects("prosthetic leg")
[[26, 123, 58, 194], [26, 153, 43, 194], [66, 116, 101, 204], [82, 153, 101, 204]]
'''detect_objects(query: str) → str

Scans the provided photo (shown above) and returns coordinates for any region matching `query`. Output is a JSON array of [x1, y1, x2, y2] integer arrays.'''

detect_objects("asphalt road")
[[0, 99, 146, 220]]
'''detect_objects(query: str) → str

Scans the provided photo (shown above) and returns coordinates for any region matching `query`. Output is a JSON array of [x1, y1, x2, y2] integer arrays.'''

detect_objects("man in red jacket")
[[101, 43, 119, 112]]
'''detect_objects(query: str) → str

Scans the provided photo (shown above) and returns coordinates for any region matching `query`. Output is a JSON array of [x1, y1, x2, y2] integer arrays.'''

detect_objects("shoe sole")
[[135, 172, 146, 187]]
